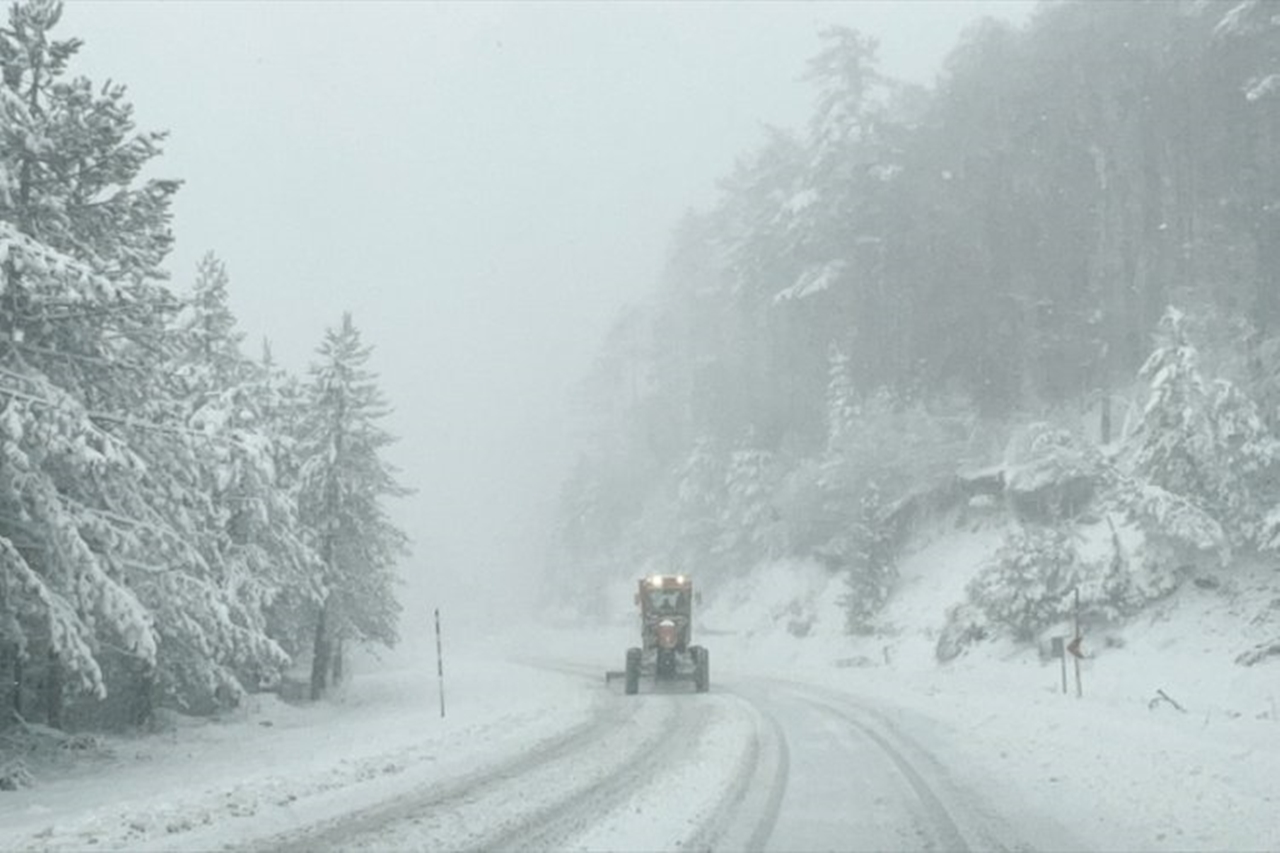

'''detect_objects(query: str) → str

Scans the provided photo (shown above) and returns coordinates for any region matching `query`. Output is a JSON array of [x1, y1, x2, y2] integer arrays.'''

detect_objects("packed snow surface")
[[1, 534, 1278, 851]]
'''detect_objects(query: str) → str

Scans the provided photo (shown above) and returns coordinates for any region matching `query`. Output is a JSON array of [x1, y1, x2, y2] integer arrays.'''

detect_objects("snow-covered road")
[[741, 680, 1066, 853], [229, 666, 1077, 852], [246, 681, 750, 852], [2, 624, 1276, 852]]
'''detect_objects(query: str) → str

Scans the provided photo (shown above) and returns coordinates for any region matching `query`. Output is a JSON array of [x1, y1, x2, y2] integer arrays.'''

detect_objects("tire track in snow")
[[681, 687, 790, 853], [791, 690, 971, 852], [236, 689, 651, 853], [767, 679, 1058, 852], [473, 696, 717, 852], [246, 689, 697, 852], [490, 657, 784, 852]]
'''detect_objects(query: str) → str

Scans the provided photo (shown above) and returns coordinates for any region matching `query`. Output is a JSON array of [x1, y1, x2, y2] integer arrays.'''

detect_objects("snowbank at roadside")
[[0, 655, 598, 852]]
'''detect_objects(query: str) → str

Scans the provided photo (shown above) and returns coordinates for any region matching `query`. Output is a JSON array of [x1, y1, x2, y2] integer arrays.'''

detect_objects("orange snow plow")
[[606, 574, 709, 695]]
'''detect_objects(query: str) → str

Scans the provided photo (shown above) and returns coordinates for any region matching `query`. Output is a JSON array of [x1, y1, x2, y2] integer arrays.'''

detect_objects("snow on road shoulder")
[[0, 654, 600, 853], [804, 661, 1280, 853], [691, 536, 1280, 853]]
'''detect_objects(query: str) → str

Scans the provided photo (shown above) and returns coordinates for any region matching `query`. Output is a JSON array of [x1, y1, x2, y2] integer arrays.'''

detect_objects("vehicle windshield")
[[646, 588, 687, 613]]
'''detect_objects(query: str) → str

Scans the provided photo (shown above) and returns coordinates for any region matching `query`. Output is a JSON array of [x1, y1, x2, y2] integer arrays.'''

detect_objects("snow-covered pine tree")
[[254, 339, 321, 661], [155, 254, 320, 704], [0, 0, 186, 726], [0, 0, 179, 406], [671, 436, 725, 574], [1128, 306, 1280, 553], [176, 254, 246, 388], [1207, 378, 1280, 548], [964, 526, 1081, 642], [714, 431, 782, 569], [0, 309, 159, 719], [840, 483, 895, 635], [0, 2, 298, 725], [815, 377, 898, 632], [1131, 307, 1216, 499], [825, 343, 857, 450], [297, 313, 409, 699]]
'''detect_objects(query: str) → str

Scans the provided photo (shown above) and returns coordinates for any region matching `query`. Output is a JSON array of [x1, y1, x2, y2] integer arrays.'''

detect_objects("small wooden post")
[[1052, 636, 1067, 694], [434, 608, 446, 719], [1073, 587, 1083, 699]]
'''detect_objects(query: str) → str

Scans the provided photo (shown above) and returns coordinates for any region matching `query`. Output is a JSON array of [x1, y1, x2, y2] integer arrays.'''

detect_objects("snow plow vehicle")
[[607, 574, 709, 695]]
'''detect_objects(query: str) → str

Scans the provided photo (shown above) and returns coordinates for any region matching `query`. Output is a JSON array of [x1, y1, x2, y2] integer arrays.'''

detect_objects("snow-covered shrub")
[[1206, 379, 1280, 548], [1119, 482, 1228, 590], [942, 505, 1197, 661], [1003, 423, 1105, 522], [935, 603, 987, 663], [965, 526, 1082, 642], [1126, 483, 1225, 555], [0, 759, 33, 791]]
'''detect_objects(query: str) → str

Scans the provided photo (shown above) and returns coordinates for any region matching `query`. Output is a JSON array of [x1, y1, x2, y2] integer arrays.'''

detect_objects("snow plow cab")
[[608, 574, 709, 695]]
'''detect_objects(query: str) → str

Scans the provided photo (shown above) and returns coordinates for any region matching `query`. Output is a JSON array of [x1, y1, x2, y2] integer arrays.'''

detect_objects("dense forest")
[[0, 1, 410, 732], [553, 0, 1280, 661]]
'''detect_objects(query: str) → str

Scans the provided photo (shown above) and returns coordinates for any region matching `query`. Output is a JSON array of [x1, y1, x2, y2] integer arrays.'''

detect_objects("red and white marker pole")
[[435, 607, 446, 718]]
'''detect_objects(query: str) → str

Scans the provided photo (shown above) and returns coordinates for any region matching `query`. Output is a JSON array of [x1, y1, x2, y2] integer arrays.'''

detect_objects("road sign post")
[[1070, 587, 1083, 699], [435, 607, 446, 719], [1052, 636, 1067, 694]]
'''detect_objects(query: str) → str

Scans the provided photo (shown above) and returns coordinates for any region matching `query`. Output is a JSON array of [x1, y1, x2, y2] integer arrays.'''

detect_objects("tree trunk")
[[1253, 215, 1280, 337], [309, 600, 330, 701], [43, 645, 62, 729], [0, 643, 14, 724], [330, 637, 344, 686], [1100, 394, 1113, 446], [130, 661, 155, 729], [12, 650, 21, 722]]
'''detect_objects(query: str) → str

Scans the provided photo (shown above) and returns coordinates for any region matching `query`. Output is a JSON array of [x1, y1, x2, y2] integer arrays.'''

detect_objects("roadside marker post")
[[1070, 587, 1083, 699], [435, 607, 446, 719], [1052, 636, 1067, 694]]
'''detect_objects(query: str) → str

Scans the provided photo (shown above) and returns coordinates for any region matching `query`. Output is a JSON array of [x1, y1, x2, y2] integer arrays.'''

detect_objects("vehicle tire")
[[692, 646, 710, 693], [624, 647, 641, 695]]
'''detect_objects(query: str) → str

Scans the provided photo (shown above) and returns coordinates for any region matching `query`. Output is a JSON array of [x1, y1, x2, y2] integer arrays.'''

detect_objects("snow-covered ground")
[[1, 526, 1278, 851]]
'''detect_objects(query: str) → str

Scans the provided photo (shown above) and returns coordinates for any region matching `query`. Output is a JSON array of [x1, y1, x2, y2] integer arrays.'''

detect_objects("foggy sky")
[[63, 1, 1033, 637]]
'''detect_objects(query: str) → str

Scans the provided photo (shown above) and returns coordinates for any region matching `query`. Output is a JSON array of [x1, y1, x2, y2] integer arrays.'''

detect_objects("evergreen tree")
[[297, 313, 409, 699], [714, 431, 782, 566], [1131, 307, 1216, 498], [176, 253, 245, 389], [671, 437, 724, 574], [155, 254, 317, 703], [255, 341, 321, 660], [0, 0, 179, 404], [1207, 378, 1280, 547], [839, 483, 895, 635], [825, 343, 856, 450], [0, 0, 184, 726]]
